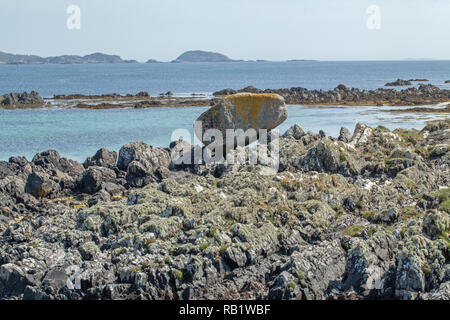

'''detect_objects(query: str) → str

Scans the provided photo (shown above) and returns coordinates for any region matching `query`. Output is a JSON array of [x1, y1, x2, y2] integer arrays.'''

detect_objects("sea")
[[0, 60, 449, 162]]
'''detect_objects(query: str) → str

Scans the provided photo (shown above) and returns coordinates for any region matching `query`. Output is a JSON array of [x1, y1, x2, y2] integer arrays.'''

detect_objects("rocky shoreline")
[[0, 118, 449, 300], [2, 82, 450, 110], [0, 91, 212, 110], [213, 83, 450, 106]]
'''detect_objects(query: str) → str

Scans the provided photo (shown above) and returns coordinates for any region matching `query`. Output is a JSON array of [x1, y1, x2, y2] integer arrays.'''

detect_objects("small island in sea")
[[171, 50, 236, 63]]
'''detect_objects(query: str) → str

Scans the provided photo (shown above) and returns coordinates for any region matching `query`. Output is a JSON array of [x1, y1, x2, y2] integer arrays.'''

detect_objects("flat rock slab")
[[194, 93, 287, 146]]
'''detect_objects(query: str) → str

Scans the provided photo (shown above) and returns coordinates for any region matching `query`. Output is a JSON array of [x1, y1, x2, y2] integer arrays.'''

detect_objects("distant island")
[[145, 59, 163, 63], [171, 50, 236, 63], [0, 49, 315, 65], [0, 51, 138, 65], [287, 59, 316, 62]]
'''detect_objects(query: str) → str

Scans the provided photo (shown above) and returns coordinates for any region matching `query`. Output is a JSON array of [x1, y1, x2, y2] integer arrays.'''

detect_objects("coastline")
[[0, 119, 449, 300], [3, 0, 450, 304], [1, 83, 450, 110]]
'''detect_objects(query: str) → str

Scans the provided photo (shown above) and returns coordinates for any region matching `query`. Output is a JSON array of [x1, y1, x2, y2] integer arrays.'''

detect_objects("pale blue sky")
[[1, 0, 449, 61]]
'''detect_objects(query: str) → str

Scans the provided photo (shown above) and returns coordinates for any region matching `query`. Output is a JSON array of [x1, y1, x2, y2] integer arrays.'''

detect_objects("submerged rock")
[[385, 79, 412, 86]]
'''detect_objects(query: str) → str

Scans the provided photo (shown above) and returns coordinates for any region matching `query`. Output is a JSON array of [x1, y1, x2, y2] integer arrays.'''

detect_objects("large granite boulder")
[[194, 93, 287, 147]]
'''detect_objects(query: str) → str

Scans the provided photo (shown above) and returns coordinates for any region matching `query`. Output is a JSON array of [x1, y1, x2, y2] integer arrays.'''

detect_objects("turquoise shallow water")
[[0, 105, 446, 162], [0, 61, 449, 162]]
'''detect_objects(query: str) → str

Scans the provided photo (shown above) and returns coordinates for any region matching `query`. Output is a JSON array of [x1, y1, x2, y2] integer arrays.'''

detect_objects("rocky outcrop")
[[300, 141, 361, 176], [118, 142, 171, 187], [0, 119, 449, 300], [83, 148, 117, 169], [78, 167, 117, 194], [385, 79, 412, 86], [0, 91, 44, 108], [283, 124, 305, 140], [24, 172, 54, 198], [338, 127, 352, 142], [213, 84, 450, 106]]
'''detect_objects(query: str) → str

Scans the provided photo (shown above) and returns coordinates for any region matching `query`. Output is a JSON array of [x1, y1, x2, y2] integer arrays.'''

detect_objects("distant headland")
[[0, 50, 315, 65], [0, 51, 139, 65]]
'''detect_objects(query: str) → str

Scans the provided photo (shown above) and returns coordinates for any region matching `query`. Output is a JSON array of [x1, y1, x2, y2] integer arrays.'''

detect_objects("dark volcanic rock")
[[338, 127, 352, 142], [0, 264, 35, 297], [78, 166, 117, 194], [212, 88, 237, 96], [300, 141, 359, 176], [25, 172, 53, 198], [0, 119, 449, 301], [283, 124, 305, 140], [214, 84, 450, 106], [385, 79, 412, 87], [32, 150, 84, 176], [336, 83, 351, 91], [84, 148, 118, 169], [0, 91, 44, 107], [118, 142, 169, 171], [126, 161, 158, 187], [118, 141, 171, 187], [136, 91, 150, 97]]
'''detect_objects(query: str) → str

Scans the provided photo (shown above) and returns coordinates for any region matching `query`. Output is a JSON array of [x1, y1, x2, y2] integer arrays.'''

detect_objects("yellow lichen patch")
[[48, 196, 74, 205], [70, 203, 88, 210], [224, 93, 281, 128], [48, 196, 89, 209], [111, 195, 124, 201]]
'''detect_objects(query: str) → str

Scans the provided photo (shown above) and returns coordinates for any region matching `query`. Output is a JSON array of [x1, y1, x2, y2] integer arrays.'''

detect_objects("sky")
[[0, 0, 449, 62]]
